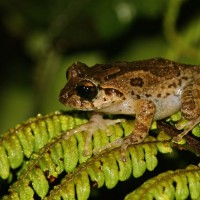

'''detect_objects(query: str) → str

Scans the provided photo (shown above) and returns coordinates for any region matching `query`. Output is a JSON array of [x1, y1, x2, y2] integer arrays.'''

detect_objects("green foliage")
[[1, 0, 200, 199], [2, 0, 200, 133], [0, 112, 199, 199], [125, 165, 200, 200]]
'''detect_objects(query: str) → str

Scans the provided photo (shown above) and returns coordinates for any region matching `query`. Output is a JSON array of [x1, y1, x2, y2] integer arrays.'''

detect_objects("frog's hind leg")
[[173, 77, 200, 142], [173, 116, 200, 142]]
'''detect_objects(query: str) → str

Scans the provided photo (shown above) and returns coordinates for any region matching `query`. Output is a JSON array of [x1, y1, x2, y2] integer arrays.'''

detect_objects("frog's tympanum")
[[59, 58, 200, 158]]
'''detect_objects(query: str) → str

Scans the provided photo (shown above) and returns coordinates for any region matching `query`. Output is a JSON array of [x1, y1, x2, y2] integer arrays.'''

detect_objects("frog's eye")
[[76, 81, 98, 100]]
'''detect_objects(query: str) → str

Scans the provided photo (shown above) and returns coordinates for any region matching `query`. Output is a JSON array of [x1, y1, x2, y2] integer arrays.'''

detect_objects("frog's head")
[[59, 62, 100, 111], [59, 62, 124, 112]]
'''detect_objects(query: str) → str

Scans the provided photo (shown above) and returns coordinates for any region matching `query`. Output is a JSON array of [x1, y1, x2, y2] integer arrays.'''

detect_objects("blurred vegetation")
[[0, 0, 200, 199], [1, 0, 200, 134]]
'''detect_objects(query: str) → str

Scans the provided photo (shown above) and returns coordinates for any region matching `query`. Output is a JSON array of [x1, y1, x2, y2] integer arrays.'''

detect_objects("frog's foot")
[[88, 113, 124, 135], [63, 112, 124, 156], [94, 133, 146, 162], [121, 133, 148, 161], [173, 116, 200, 143], [83, 113, 124, 156], [93, 137, 124, 154]]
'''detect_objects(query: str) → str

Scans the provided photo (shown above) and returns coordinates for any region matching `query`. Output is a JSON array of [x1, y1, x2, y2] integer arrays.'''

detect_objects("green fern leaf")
[[192, 124, 200, 137], [0, 112, 88, 180], [28, 168, 49, 198], [125, 164, 200, 200], [1, 111, 199, 199], [3, 134, 23, 169], [44, 134, 172, 199], [0, 145, 10, 179], [62, 135, 79, 172]]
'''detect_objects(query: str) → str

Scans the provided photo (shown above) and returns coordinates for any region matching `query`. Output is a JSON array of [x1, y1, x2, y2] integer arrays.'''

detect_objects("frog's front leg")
[[64, 112, 124, 156], [83, 112, 124, 155], [93, 99, 156, 160], [120, 99, 156, 154], [173, 77, 200, 142]]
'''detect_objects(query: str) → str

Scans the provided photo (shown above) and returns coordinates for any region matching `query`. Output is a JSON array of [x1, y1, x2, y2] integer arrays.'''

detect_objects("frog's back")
[[91, 58, 198, 84], [76, 57, 199, 103]]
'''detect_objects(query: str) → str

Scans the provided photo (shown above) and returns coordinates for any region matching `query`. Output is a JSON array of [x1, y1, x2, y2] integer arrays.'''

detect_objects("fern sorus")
[[0, 111, 200, 199]]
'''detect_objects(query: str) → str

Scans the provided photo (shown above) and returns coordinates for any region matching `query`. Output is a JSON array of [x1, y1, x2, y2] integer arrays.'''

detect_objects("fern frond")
[[0, 112, 88, 180], [125, 164, 200, 200], [1, 112, 174, 199], [45, 136, 172, 200], [1, 111, 199, 199]]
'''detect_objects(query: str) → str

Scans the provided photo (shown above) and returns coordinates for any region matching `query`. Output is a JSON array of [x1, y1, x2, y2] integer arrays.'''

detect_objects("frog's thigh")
[[173, 77, 200, 142], [181, 77, 200, 120], [128, 99, 156, 143]]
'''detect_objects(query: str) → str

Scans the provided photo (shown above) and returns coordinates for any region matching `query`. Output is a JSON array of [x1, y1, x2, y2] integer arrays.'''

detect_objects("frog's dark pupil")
[[76, 84, 98, 100]]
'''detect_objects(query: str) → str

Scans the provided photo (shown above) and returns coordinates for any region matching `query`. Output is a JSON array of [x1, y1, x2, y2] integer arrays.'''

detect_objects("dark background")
[[1, 0, 200, 134], [1, 1, 200, 199]]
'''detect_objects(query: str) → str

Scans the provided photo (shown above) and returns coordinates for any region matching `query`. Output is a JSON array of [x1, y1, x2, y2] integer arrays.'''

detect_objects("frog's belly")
[[152, 95, 181, 120], [97, 95, 181, 120]]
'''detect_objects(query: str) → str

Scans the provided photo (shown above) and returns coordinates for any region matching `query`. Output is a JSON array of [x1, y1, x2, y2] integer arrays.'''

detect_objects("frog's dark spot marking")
[[165, 93, 170, 97], [182, 76, 189, 81], [145, 94, 152, 98], [130, 77, 144, 87], [168, 82, 177, 88], [104, 88, 123, 97], [138, 134, 145, 140], [131, 91, 141, 99], [104, 73, 119, 81], [178, 79, 182, 86], [136, 123, 148, 135], [143, 111, 154, 120], [157, 93, 161, 98]]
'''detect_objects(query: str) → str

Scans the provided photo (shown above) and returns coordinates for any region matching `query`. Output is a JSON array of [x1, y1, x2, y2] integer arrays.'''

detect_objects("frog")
[[59, 57, 200, 158]]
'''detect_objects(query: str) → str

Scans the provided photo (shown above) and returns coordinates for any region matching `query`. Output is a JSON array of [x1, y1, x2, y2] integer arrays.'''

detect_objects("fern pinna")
[[0, 111, 199, 199]]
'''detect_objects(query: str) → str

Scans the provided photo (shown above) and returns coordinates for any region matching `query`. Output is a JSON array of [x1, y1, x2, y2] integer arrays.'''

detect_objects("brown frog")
[[59, 58, 200, 157]]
